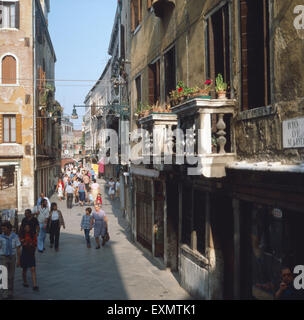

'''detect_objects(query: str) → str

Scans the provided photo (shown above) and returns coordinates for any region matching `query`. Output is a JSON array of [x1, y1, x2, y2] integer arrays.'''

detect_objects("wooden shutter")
[[155, 60, 160, 104], [240, 0, 249, 110], [147, 0, 152, 9], [131, 0, 135, 32], [0, 2, 3, 29], [0, 114, 3, 143], [148, 65, 155, 105], [138, 0, 142, 23], [16, 114, 22, 144], [2, 55, 16, 84], [15, 1, 20, 29]]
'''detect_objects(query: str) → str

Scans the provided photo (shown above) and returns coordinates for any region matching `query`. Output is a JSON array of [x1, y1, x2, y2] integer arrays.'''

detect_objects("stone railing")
[[171, 97, 237, 178], [137, 112, 178, 168]]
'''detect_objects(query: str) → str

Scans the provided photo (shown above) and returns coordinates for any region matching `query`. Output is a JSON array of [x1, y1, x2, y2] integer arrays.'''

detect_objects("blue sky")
[[48, 0, 117, 129]]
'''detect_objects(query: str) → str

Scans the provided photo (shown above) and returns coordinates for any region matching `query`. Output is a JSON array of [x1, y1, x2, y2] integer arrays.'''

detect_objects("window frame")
[[0, 0, 20, 30], [131, 0, 142, 33], [0, 53, 19, 86], [3, 114, 16, 143]]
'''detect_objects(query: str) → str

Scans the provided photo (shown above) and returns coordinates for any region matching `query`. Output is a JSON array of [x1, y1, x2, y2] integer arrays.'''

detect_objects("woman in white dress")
[[56, 178, 64, 201], [108, 178, 115, 201]]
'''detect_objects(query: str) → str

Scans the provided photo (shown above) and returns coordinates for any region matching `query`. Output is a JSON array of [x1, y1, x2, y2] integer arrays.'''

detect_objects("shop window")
[[131, 0, 142, 32], [0, 1, 20, 29], [240, 0, 270, 110], [1, 55, 17, 84], [206, 4, 230, 97], [148, 60, 160, 105], [164, 46, 176, 102]]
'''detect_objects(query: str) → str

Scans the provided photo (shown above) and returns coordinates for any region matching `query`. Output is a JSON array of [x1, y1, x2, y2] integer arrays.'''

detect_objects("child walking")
[[96, 193, 102, 206], [81, 208, 92, 248]]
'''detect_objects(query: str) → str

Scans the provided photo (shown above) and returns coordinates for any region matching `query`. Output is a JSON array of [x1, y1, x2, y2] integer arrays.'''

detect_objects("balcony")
[[136, 112, 178, 169], [171, 97, 237, 178], [152, 0, 175, 18]]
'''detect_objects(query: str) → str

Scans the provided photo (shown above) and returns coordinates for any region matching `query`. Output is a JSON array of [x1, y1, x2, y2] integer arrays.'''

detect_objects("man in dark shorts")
[[21, 209, 39, 235]]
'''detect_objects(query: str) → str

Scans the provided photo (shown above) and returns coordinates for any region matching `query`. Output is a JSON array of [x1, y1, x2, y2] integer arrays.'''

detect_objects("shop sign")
[[272, 208, 283, 219], [283, 117, 304, 148]]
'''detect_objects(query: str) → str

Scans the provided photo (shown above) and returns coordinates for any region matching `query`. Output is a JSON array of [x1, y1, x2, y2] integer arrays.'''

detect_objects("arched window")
[[1, 55, 17, 84]]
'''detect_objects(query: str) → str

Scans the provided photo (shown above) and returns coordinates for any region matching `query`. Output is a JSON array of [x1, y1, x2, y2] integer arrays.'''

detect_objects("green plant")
[[215, 74, 227, 92], [39, 83, 55, 106]]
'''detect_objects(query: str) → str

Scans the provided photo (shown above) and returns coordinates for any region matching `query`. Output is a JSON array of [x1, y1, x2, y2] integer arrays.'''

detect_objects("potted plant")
[[215, 74, 227, 99], [176, 81, 186, 103], [169, 89, 179, 107], [199, 79, 213, 96]]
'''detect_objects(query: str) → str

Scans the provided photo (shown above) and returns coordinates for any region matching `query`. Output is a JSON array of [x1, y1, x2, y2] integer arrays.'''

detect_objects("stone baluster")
[[216, 113, 226, 154]]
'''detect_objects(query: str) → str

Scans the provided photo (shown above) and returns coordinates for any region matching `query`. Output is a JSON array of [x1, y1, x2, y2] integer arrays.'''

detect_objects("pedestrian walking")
[[19, 224, 39, 291], [98, 158, 104, 178], [83, 172, 90, 193], [65, 182, 75, 209], [37, 199, 49, 253], [115, 179, 120, 199], [108, 178, 115, 201], [91, 179, 100, 203], [21, 209, 39, 235], [48, 203, 65, 252], [0, 222, 21, 299], [77, 179, 87, 206], [91, 205, 108, 249], [96, 193, 102, 206], [56, 178, 64, 201], [81, 208, 92, 248], [37, 192, 50, 210]]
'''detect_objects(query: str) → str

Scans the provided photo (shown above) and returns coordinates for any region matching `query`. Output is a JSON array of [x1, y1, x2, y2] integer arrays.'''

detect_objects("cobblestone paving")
[[13, 178, 191, 300]]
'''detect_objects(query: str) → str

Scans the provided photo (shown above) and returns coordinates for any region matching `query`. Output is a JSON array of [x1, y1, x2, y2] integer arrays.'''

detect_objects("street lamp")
[[71, 106, 78, 119]]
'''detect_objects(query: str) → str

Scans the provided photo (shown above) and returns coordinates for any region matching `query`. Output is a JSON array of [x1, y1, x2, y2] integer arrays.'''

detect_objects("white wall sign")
[[283, 117, 304, 148], [272, 208, 283, 219]]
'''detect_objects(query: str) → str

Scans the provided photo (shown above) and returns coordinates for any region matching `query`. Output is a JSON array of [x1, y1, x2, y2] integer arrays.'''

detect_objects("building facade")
[[0, 0, 60, 211], [123, 0, 304, 300]]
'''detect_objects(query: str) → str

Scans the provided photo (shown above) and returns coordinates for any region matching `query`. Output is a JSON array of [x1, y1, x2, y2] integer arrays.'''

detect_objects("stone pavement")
[[13, 178, 192, 300]]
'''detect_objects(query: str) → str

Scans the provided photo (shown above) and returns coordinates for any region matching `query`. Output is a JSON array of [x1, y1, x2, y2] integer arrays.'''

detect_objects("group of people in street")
[[0, 162, 115, 300]]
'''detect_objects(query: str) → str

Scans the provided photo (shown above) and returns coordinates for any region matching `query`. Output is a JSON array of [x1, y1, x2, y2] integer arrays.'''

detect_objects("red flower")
[[178, 87, 183, 93], [204, 80, 212, 85]]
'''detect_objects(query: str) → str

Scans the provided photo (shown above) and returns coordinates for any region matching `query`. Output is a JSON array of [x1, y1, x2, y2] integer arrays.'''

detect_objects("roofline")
[[108, 4, 120, 56]]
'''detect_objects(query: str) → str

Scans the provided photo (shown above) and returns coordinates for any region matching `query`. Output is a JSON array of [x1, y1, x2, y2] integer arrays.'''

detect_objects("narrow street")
[[13, 178, 191, 300]]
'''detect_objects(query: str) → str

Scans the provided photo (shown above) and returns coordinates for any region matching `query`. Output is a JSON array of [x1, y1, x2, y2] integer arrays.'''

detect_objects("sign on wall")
[[282, 117, 304, 148]]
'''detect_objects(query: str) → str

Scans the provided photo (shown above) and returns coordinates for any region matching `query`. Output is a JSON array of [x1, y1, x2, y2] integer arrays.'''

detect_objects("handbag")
[[104, 230, 110, 242]]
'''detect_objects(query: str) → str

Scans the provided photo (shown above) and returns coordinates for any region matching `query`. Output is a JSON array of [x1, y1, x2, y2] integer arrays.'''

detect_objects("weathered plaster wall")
[[0, 0, 35, 210], [233, 0, 304, 163]]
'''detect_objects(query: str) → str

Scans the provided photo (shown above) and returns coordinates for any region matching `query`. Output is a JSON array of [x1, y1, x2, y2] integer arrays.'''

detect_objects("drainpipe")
[[33, 0, 37, 203]]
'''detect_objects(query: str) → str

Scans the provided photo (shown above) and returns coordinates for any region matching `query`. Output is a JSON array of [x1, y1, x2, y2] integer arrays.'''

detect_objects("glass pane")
[[10, 116, 16, 142], [9, 3, 15, 28], [3, 3, 10, 28], [3, 117, 9, 142]]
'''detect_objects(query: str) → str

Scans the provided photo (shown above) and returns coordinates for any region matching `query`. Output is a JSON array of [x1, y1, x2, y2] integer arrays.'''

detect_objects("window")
[[1, 55, 17, 84], [207, 4, 230, 97], [148, 60, 160, 105], [164, 46, 176, 102], [3, 115, 16, 143], [0, 1, 20, 29], [135, 75, 141, 109], [131, 0, 142, 32], [240, 0, 270, 110]]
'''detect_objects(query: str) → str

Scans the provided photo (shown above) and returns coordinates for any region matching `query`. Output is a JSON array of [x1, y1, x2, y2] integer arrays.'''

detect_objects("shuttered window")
[[147, 0, 152, 10], [135, 75, 142, 109], [3, 115, 15, 143], [240, 0, 270, 110], [0, 1, 19, 29], [131, 0, 142, 32], [148, 60, 160, 105], [164, 46, 176, 102], [1, 55, 17, 84], [207, 4, 230, 98]]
